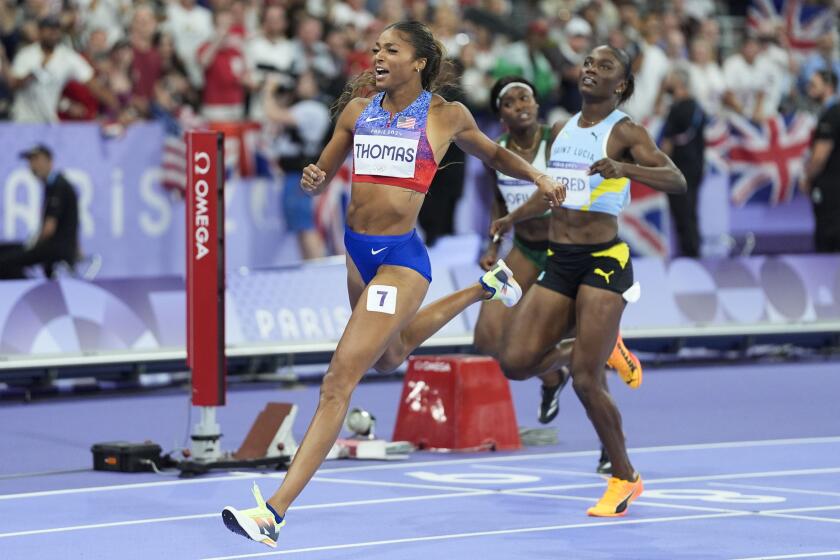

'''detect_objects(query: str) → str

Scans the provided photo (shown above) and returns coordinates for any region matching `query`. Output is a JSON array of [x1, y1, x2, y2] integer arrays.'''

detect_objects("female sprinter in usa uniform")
[[475, 76, 642, 453], [221, 21, 564, 547], [493, 46, 686, 517]]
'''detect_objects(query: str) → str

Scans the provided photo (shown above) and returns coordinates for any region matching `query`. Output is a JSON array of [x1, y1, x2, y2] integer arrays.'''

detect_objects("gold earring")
[[416, 67, 421, 72]]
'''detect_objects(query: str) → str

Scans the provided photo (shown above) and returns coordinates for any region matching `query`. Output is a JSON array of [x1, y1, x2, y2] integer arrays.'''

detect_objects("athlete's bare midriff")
[[549, 207, 619, 245], [514, 216, 550, 242], [345, 182, 425, 235]]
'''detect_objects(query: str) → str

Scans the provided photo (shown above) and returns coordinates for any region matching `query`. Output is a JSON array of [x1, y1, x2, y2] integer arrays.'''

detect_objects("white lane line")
[[200, 512, 748, 560], [3, 436, 839, 501], [762, 505, 840, 514], [503, 490, 743, 514], [731, 550, 840, 560], [307, 476, 489, 494], [471, 464, 605, 479], [0, 491, 493, 539], [517, 467, 840, 493], [759, 512, 840, 525], [710, 482, 840, 499]]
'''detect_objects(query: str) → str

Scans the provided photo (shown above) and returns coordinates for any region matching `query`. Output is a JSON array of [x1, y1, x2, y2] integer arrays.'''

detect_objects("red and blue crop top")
[[351, 90, 438, 194]]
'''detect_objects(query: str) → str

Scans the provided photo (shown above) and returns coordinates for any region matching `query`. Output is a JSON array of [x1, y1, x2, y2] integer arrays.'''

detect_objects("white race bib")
[[497, 178, 536, 213], [548, 161, 590, 208], [353, 128, 420, 178]]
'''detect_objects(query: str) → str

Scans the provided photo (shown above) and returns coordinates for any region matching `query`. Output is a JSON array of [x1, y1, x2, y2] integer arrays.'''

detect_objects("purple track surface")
[[1, 360, 839, 559]]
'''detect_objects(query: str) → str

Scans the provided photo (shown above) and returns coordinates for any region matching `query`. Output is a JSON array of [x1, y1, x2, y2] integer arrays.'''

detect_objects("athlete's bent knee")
[[320, 370, 356, 407], [571, 372, 600, 406], [498, 348, 535, 381], [373, 347, 404, 374]]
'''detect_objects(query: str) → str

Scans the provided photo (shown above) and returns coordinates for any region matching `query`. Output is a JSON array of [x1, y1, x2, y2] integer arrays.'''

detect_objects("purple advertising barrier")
[[2, 255, 837, 369], [0, 276, 185, 368], [0, 123, 290, 278], [0, 258, 469, 369]]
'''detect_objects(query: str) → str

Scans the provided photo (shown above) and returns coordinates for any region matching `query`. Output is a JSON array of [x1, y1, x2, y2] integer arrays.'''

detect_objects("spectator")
[[622, 11, 670, 121], [459, 26, 500, 111], [555, 16, 593, 114], [493, 20, 557, 111], [197, 7, 247, 121], [799, 32, 840, 95], [263, 71, 329, 261], [420, 58, 467, 247], [803, 70, 840, 253], [330, 0, 374, 34], [687, 37, 725, 116], [0, 144, 79, 279], [246, 4, 295, 120], [660, 67, 706, 257], [75, 0, 130, 48], [128, 3, 161, 116], [377, 0, 406, 26], [755, 21, 796, 111], [10, 16, 117, 122], [615, 0, 643, 43], [156, 31, 189, 81], [103, 39, 140, 124], [431, 4, 463, 58], [164, 0, 213, 87], [723, 33, 783, 122], [292, 15, 339, 96]]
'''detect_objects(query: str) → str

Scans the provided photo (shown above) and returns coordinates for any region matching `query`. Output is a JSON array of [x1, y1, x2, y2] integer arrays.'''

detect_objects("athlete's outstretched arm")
[[448, 102, 565, 206], [589, 120, 686, 194], [301, 98, 366, 195]]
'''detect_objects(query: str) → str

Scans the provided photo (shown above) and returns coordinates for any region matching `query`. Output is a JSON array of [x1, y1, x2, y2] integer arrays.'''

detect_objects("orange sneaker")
[[607, 333, 642, 389], [587, 474, 644, 517]]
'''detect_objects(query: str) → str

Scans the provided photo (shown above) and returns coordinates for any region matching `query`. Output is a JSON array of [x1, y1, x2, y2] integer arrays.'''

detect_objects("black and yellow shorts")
[[537, 238, 633, 299]]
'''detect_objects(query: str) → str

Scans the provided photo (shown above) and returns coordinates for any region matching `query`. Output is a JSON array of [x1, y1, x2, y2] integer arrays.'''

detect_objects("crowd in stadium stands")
[[0, 0, 838, 256]]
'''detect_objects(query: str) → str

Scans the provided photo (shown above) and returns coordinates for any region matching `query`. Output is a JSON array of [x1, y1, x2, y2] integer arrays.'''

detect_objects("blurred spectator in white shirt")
[[330, 0, 374, 34], [554, 16, 593, 114], [246, 4, 295, 120], [687, 37, 725, 116], [459, 25, 499, 111], [622, 12, 670, 121], [723, 34, 783, 122], [164, 0, 213, 87], [74, 0, 130, 48], [10, 16, 117, 122]]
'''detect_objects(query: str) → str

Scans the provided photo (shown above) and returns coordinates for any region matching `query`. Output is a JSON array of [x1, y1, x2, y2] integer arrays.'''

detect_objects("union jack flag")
[[619, 116, 670, 257], [619, 181, 670, 257], [747, 0, 835, 55], [726, 112, 815, 206], [396, 115, 416, 129]]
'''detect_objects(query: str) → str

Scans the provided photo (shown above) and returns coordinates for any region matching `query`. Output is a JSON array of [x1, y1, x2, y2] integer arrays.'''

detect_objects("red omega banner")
[[186, 131, 226, 406]]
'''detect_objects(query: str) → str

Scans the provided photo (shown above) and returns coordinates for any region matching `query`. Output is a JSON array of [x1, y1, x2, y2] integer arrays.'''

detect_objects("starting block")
[[393, 355, 521, 451]]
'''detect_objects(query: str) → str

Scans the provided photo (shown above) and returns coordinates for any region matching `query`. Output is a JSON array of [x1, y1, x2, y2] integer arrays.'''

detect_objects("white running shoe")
[[480, 259, 522, 307], [221, 482, 285, 548]]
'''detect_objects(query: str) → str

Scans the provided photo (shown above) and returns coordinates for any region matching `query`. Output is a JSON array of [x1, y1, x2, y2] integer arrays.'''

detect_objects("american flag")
[[314, 158, 352, 254], [725, 111, 815, 206], [747, 0, 835, 55], [396, 115, 416, 129], [161, 108, 204, 196]]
